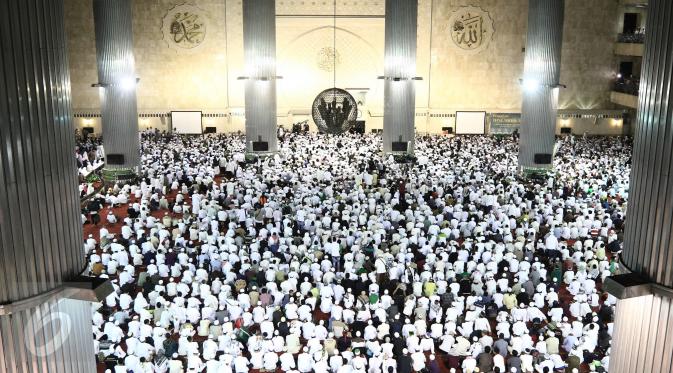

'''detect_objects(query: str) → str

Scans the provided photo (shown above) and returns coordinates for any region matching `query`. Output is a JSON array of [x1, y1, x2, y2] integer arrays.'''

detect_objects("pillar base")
[[101, 167, 137, 185], [520, 166, 551, 179], [388, 152, 417, 163], [245, 151, 277, 162]]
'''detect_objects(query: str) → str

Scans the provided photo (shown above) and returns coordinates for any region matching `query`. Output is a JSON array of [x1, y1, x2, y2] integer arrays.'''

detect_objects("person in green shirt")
[[609, 258, 619, 274], [588, 359, 603, 371], [423, 280, 437, 297], [596, 243, 606, 260]]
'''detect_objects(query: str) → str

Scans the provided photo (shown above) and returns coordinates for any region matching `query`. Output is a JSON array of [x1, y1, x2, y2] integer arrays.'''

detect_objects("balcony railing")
[[613, 78, 640, 95], [618, 32, 645, 44]]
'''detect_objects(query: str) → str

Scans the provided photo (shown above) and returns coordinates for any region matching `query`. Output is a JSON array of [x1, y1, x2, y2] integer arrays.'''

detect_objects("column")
[[243, 0, 278, 153], [609, 0, 673, 371], [0, 0, 95, 371], [93, 0, 140, 176], [383, 0, 418, 154], [517, 0, 564, 169]]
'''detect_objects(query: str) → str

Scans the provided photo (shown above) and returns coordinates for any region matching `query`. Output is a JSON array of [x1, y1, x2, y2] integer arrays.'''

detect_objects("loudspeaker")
[[204, 126, 216, 134], [252, 141, 269, 152], [65, 275, 115, 302], [106, 154, 125, 165], [392, 141, 408, 152], [604, 273, 651, 300], [534, 153, 552, 164], [560, 127, 572, 134], [351, 121, 365, 134]]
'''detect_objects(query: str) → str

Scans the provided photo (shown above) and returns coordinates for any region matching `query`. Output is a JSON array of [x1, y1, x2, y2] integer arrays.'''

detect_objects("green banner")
[[489, 113, 521, 135]]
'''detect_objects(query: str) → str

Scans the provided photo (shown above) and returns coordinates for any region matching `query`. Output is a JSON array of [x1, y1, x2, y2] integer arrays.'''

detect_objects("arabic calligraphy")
[[454, 14, 481, 48], [312, 89, 358, 134], [316, 47, 341, 72], [163, 5, 207, 51], [448, 7, 494, 54], [170, 12, 204, 46]]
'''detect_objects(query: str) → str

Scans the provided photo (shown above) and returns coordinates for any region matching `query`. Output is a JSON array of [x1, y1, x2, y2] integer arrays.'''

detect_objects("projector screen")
[[171, 111, 203, 134], [456, 111, 486, 135]]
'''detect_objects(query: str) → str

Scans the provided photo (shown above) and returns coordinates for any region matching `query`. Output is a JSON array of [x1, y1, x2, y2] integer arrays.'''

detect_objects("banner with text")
[[489, 113, 521, 135]]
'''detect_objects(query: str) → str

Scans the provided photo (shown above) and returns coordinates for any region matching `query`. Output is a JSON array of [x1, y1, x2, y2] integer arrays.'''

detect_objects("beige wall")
[[559, 0, 620, 110], [275, 17, 385, 119], [75, 114, 627, 136], [65, 0, 623, 133], [427, 0, 527, 112], [426, 0, 619, 112], [65, 0, 97, 111], [416, 114, 627, 136], [616, 3, 647, 31], [133, 0, 229, 111], [65, 0, 230, 113], [558, 117, 627, 136]]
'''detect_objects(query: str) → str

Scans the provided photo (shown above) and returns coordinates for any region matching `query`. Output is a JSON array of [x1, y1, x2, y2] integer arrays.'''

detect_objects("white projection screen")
[[456, 111, 486, 135], [171, 111, 203, 134]]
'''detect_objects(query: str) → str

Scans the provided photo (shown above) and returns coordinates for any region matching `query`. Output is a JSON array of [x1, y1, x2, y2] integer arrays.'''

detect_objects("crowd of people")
[[86, 132, 631, 373], [77, 134, 105, 197], [617, 28, 646, 44]]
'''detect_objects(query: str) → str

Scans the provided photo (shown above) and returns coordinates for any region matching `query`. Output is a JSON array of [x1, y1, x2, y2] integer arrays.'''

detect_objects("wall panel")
[[65, 0, 621, 128], [0, 0, 95, 370]]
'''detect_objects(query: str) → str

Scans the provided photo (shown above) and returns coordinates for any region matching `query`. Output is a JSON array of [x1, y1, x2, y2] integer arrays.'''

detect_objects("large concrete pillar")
[[93, 0, 140, 176], [609, 0, 673, 371], [243, 0, 278, 153], [382, 0, 418, 154], [0, 0, 95, 371], [517, 0, 564, 169]]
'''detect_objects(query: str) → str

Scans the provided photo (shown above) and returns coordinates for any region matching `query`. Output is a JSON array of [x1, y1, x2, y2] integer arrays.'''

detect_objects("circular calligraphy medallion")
[[162, 4, 208, 51], [316, 47, 341, 72], [448, 6, 494, 54]]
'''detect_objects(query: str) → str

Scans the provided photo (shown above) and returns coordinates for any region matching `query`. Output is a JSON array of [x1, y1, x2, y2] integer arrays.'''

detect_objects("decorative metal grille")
[[311, 88, 358, 134]]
